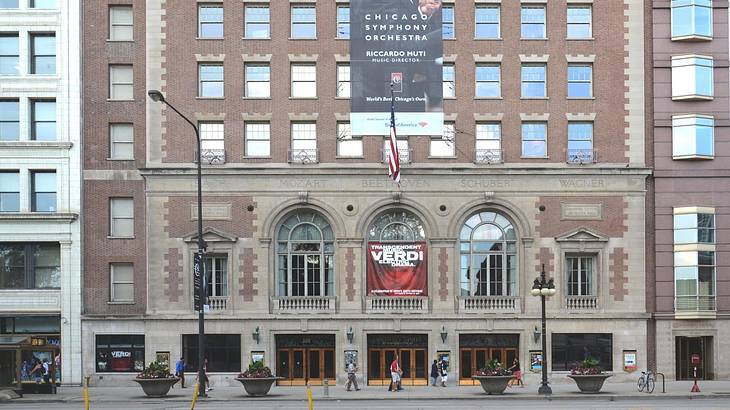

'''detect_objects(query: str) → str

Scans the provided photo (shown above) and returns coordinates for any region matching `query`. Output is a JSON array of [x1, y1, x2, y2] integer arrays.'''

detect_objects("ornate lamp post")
[[148, 90, 207, 397], [530, 264, 556, 395]]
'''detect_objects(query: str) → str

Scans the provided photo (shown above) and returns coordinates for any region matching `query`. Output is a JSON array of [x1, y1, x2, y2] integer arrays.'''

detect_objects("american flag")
[[388, 86, 401, 183]]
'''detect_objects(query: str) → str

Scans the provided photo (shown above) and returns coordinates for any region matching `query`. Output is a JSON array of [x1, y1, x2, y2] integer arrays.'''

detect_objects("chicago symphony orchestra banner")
[[350, 0, 444, 135], [367, 242, 428, 296]]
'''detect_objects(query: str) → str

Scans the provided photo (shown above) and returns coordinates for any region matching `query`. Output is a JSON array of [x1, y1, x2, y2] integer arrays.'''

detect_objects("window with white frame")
[[567, 6, 592, 39], [674, 208, 715, 312], [0, 100, 19, 141], [110, 65, 133, 100], [336, 64, 350, 98], [443, 64, 455, 98], [567, 64, 592, 98], [671, 0, 712, 40], [475, 64, 500, 98], [337, 122, 362, 157], [672, 55, 713, 100], [31, 171, 55, 212], [204, 255, 228, 297], [672, 115, 714, 159], [110, 197, 134, 237], [109, 6, 133, 41], [245, 63, 270, 98], [442, 4, 454, 39], [521, 6, 546, 39], [430, 122, 455, 157], [31, 100, 56, 141], [30, 33, 55, 75], [522, 122, 547, 158], [475, 6, 500, 39], [198, 4, 224, 38], [291, 5, 316, 39], [245, 5, 270, 38], [383, 138, 409, 162], [566, 256, 595, 296], [245, 122, 270, 157], [567, 122, 594, 163], [199, 64, 224, 98], [337, 5, 350, 39], [0, 33, 19, 75], [0, 171, 20, 212], [674, 211, 715, 244], [291, 64, 316, 97], [110, 123, 134, 160], [475, 123, 501, 162], [291, 122, 317, 157], [110, 263, 134, 302], [521, 64, 546, 98], [199, 121, 224, 154]]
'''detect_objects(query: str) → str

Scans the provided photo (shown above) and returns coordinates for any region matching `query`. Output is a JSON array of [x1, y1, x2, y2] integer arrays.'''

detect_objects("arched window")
[[368, 209, 425, 242], [459, 211, 517, 297], [276, 211, 334, 297]]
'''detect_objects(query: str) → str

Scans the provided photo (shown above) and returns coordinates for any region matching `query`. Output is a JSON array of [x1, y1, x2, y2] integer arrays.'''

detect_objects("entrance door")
[[367, 348, 428, 386], [459, 348, 518, 385], [0, 350, 16, 387], [676, 336, 713, 380], [276, 348, 335, 386]]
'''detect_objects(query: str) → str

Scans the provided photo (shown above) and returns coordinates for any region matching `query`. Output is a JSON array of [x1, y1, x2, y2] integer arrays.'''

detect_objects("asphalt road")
[[5, 399, 730, 410]]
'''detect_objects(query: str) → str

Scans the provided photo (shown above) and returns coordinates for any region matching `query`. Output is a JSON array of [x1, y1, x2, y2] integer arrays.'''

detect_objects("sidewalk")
[[10, 380, 730, 403]]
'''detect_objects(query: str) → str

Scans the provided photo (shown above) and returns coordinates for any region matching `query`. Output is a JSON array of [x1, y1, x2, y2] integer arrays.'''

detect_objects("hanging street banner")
[[350, 0, 444, 136], [193, 253, 203, 311], [367, 242, 428, 296]]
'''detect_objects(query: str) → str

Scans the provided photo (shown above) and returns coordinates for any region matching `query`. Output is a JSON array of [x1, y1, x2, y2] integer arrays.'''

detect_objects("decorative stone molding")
[[474, 113, 504, 121], [566, 54, 596, 63], [195, 54, 225, 62], [288, 113, 319, 121], [288, 54, 319, 62], [242, 54, 272, 62], [334, 54, 350, 62], [194, 113, 225, 121], [443, 54, 457, 63], [335, 113, 349, 121], [473, 54, 503, 63], [520, 113, 550, 121], [241, 113, 272, 121], [565, 113, 597, 121], [444, 113, 458, 121], [519, 54, 549, 62]]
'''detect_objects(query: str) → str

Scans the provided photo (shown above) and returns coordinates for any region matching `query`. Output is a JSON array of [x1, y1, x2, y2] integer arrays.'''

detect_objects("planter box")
[[235, 377, 281, 397], [567, 374, 613, 394], [134, 378, 178, 397], [471, 375, 513, 395]]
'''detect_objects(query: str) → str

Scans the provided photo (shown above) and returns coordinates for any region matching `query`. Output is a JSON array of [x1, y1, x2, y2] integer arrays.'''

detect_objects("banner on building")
[[367, 242, 428, 296], [350, 0, 444, 135]]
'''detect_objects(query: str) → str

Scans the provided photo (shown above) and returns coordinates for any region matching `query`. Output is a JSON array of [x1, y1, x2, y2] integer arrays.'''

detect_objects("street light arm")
[[157, 98, 201, 144]]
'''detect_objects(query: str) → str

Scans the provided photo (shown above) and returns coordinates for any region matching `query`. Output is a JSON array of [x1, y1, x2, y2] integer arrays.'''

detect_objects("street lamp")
[[531, 264, 556, 395], [148, 90, 208, 397]]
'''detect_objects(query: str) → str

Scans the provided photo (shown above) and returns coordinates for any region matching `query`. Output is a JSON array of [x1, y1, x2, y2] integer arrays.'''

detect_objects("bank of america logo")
[[391, 72, 403, 92]]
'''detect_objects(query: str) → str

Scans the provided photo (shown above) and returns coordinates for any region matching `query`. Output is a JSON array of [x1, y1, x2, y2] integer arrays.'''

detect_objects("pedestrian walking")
[[345, 361, 360, 391], [439, 358, 448, 387], [202, 357, 211, 393], [508, 358, 524, 387], [41, 359, 50, 384], [175, 357, 186, 388], [430, 359, 439, 386], [388, 355, 401, 392]]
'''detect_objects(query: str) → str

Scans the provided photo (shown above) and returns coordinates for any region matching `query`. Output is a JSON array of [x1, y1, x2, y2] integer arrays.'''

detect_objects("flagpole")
[[389, 82, 401, 189]]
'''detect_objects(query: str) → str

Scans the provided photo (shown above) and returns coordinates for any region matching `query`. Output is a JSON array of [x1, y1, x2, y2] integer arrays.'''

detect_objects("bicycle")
[[637, 370, 655, 393]]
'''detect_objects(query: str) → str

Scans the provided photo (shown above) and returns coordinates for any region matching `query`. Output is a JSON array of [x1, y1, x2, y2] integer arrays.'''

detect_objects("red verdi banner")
[[367, 242, 427, 296]]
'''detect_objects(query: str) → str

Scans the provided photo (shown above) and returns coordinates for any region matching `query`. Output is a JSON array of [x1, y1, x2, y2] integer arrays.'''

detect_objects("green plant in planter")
[[238, 361, 273, 378], [570, 357, 604, 375], [475, 358, 513, 376], [137, 361, 176, 379]]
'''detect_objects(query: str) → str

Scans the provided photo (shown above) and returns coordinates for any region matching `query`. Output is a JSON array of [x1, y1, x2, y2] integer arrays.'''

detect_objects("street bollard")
[[323, 378, 329, 397], [190, 382, 201, 410], [83, 376, 90, 410], [307, 382, 314, 410]]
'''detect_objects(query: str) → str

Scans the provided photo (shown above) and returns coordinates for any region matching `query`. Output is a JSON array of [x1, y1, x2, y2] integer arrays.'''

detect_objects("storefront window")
[[95, 335, 144, 372], [182, 334, 241, 372], [551, 333, 612, 371]]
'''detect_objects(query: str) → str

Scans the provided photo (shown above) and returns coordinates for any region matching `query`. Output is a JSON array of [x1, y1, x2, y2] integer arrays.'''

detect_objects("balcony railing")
[[675, 296, 716, 312], [382, 148, 412, 164], [288, 149, 319, 164], [366, 296, 428, 313], [459, 296, 519, 312], [566, 149, 597, 164], [272, 296, 336, 313], [565, 295, 598, 310], [207, 296, 229, 311], [474, 149, 504, 164]]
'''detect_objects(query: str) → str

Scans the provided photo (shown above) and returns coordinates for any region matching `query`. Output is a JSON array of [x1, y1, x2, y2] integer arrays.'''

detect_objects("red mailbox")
[[691, 354, 701, 365]]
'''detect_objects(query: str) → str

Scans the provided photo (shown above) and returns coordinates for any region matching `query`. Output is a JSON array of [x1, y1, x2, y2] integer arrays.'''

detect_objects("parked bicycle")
[[637, 370, 655, 393]]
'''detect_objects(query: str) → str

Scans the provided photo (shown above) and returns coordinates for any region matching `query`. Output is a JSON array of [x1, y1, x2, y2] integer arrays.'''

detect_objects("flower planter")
[[134, 378, 179, 397], [235, 377, 281, 397], [472, 375, 514, 395], [567, 374, 613, 393]]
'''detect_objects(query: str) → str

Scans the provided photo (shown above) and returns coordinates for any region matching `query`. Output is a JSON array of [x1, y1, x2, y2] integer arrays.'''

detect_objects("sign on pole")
[[193, 253, 202, 311]]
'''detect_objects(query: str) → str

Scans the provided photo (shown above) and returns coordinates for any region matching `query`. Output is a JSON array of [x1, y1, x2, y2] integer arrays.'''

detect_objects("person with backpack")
[[430, 359, 439, 386], [439, 358, 448, 387]]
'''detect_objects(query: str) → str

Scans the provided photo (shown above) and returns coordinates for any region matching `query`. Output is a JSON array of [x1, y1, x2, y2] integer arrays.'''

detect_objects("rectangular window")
[[552, 333, 613, 371], [95, 335, 144, 373], [0, 100, 19, 140], [291, 5, 316, 39], [109, 6, 133, 41], [383, 138, 410, 164], [0, 243, 60, 289], [567, 122, 594, 163], [110, 124, 134, 160], [199, 122, 225, 163], [182, 334, 240, 372], [31, 0, 56, 7], [291, 122, 317, 162], [110, 197, 134, 237], [430, 122, 455, 157], [336, 64, 350, 98], [31, 100, 56, 141], [199, 64, 224, 98], [442, 4, 454, 39], [672, 115, 714, 159], [443, 64, 455, 98], [521, 6, 546, 39], [566, 256, 594, 296], [245, 122, 270, 157], [521, 64, 546, 98], [0, 33, 19, 75], [0, 1, 18, 8], [245, 5, 270, 38], [337, 122, 362, 157], [291, 64, 316, 98], [244, 64, 270, 98], [475, 6, 500, 39], [31, 171, 56, 212], [198, 4, 224, 38], [0, 171, 20, 212], [475, 64, 500, 98], [337, 5, 350, 39], [204, 255, 228, 297], [475, 123, 502, 163], [674, 212, 715, 245], [522, 122, 547, 158], [567, 64, 592, 98], [110, 263, 134, 302], [567, 6, 592, 39], [109, 65, 133, 100], [672, 0, 713, 40], [675, 250, 715, 311], [30, 33, 55, 74], [672, 55, 713, 100]]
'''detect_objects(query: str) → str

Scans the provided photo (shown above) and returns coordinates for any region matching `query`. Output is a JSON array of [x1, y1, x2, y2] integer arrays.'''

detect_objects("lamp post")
[[148, 90, 207, 397], [530, 264, 556, 395]]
